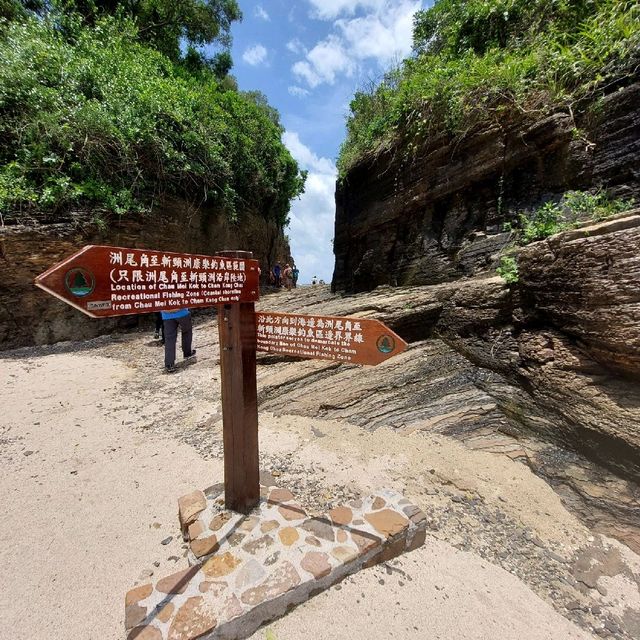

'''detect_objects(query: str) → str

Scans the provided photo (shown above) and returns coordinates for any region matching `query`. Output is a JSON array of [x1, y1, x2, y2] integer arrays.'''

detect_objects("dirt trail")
[[1, 306, 639, 640]]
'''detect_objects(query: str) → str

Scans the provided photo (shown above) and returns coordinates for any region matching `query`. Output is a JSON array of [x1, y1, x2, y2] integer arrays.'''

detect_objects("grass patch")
[[495, 189, 634, 281], [518, 190, 635, 244], [496, 254, 519, 283]]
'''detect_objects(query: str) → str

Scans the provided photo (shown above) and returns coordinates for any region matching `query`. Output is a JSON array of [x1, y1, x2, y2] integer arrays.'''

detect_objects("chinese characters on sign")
[[256, 311, 407, 366], [106, 249, 251, 313], [35, 245, 260, 318]]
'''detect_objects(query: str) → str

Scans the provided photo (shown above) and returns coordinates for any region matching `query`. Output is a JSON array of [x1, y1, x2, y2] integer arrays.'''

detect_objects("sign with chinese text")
[[256, 311, 407, 366], [35, 245, 260, 318]]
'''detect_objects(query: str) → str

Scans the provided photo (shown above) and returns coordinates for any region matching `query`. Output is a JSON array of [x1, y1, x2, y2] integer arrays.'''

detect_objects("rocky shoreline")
[[4, 284, 638, 638]]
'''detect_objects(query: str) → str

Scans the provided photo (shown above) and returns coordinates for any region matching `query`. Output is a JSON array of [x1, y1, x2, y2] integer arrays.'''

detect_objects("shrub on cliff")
[[517, 190, 635, 244], [0, 9, 305, 225], [338, 0, 640, 176]]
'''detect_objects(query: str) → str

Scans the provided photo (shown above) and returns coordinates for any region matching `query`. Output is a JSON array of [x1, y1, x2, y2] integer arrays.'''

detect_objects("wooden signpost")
[[256, 310, 406, 365], [216, 251, 260, 514], [36, 246, 407, 513], [34, 245, 260, 317]]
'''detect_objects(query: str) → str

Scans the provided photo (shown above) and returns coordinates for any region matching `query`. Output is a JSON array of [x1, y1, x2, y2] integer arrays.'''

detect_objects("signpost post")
[[35, 245, 407, 515], [216, 251, 260, 513]]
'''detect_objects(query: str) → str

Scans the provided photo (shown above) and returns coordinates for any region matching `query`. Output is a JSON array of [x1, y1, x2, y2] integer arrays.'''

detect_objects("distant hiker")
[[153, 312, 165, 344], [292, 266, 299, 288], [273, 263, 281, 288], [283, 263, 293, 290], [312, 275, 317, 285], [162, 308, 196, 373]]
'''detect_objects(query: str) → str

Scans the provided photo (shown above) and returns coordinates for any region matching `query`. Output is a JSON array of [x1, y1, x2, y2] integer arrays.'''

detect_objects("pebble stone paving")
[[125, 485, 427, 640]]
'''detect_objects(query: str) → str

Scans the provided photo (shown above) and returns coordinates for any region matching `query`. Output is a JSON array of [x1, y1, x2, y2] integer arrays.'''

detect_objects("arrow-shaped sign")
[[35, 245, 260, 318], [256, 311, 407, 366]]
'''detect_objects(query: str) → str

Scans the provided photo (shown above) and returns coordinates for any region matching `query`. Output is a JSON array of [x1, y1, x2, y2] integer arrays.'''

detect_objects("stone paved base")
[[125, 485, 426, 640]]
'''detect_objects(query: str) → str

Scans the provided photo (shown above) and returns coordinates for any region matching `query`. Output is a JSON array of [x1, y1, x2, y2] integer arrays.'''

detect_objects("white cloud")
[[292, 61, 321, 88], [288, 85, 311, 98], [337, 1, 419, 64], [283, 131, 336, 175], [286, 38, 306, 55], [283, 132, 337, 284], [293, 1, 421, 87], [242, 44, 268, 66], [292, 35, 355, 88], [307, 0, 386, 20], [254, 5, 270, 20]]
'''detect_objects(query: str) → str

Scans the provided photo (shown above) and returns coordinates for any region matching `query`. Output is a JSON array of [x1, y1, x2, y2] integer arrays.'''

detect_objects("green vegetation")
[[518, 190, 634, 244], [338, 0, 640, 176], [2, 0, 243, 69], [496, 255, 519, 283], [0, 2, 305, 226], [496, 189, 634, 282]]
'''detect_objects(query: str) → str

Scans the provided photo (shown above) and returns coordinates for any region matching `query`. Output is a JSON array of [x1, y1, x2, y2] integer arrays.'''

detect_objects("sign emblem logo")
[[376, 334, 395, 354], [65, 268, 95, 297]]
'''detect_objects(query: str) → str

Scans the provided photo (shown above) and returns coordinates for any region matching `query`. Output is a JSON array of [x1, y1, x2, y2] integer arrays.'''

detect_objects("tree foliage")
[[338, 0, 640, 176], [412, 0, 595, 56], [0, 12, 305, 226], [9, 0, 241, 63]]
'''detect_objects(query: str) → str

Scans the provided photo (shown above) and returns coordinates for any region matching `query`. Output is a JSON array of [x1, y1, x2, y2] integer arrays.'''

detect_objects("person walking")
[[283, 263, 293, 291], [273, 263, 282, 288], [162, 307, 196, 373], [292, 265, 299, 288], [153, 312, 165, 343]]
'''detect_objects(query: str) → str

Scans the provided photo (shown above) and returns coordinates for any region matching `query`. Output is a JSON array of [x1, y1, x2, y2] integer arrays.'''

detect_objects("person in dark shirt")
[[273, 263, 281, 288]]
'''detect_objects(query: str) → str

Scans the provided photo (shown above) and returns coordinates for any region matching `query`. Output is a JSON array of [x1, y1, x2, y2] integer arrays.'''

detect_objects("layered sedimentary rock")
[[264, 218, 640, 480], [333, 83, 640, 292], [517, 214, 640, 378], [258, 214, 640, 548], [0, 200, 290, 348], [330, 76, 640, 543]]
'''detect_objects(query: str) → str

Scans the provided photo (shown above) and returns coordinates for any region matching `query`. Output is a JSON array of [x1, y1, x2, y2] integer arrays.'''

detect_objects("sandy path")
[[1, 352, 219, 639], [250, 539, 590, 640], [0, 331, 601, 640]]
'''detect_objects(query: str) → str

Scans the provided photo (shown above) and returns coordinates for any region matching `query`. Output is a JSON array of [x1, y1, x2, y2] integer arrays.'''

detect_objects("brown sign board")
[[256, 311, 407, 366], [35, 245, 260, 318]]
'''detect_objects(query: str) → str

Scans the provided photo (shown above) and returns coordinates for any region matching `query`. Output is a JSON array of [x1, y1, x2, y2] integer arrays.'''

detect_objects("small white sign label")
[[87, 301, 112, 311]]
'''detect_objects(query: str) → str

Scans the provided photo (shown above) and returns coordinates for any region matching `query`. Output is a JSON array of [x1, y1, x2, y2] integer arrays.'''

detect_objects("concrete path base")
[[125, 485, 426, 640]]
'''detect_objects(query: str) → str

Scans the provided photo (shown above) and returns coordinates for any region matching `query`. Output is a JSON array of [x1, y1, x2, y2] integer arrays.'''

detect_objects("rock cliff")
[[331, 81, 640, 552], [265, 219, 640, 483], [333, 82, 640, 292], [257, 212, 640, 550], [0, 201, 291, 349]]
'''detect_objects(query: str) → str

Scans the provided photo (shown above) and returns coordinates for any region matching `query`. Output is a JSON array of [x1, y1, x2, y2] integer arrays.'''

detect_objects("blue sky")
[[224, 1, 426, 283]]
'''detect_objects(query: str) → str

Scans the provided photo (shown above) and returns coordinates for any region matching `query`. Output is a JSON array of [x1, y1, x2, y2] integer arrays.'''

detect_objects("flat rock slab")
[[125, 486, 426, 640]]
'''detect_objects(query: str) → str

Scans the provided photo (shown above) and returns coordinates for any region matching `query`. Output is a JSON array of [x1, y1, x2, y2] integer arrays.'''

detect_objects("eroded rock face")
[[517, 214, 640, 378], [330, 79, 640, 547], [259, 215, 640, 545], [362, 220, 639, 479], [333, 83, 640, 293], [0, 200, 290, 349]]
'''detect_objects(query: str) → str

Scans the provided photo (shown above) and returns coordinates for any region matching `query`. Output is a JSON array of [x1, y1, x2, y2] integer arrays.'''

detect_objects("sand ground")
[[1, 319, 637, 640]]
